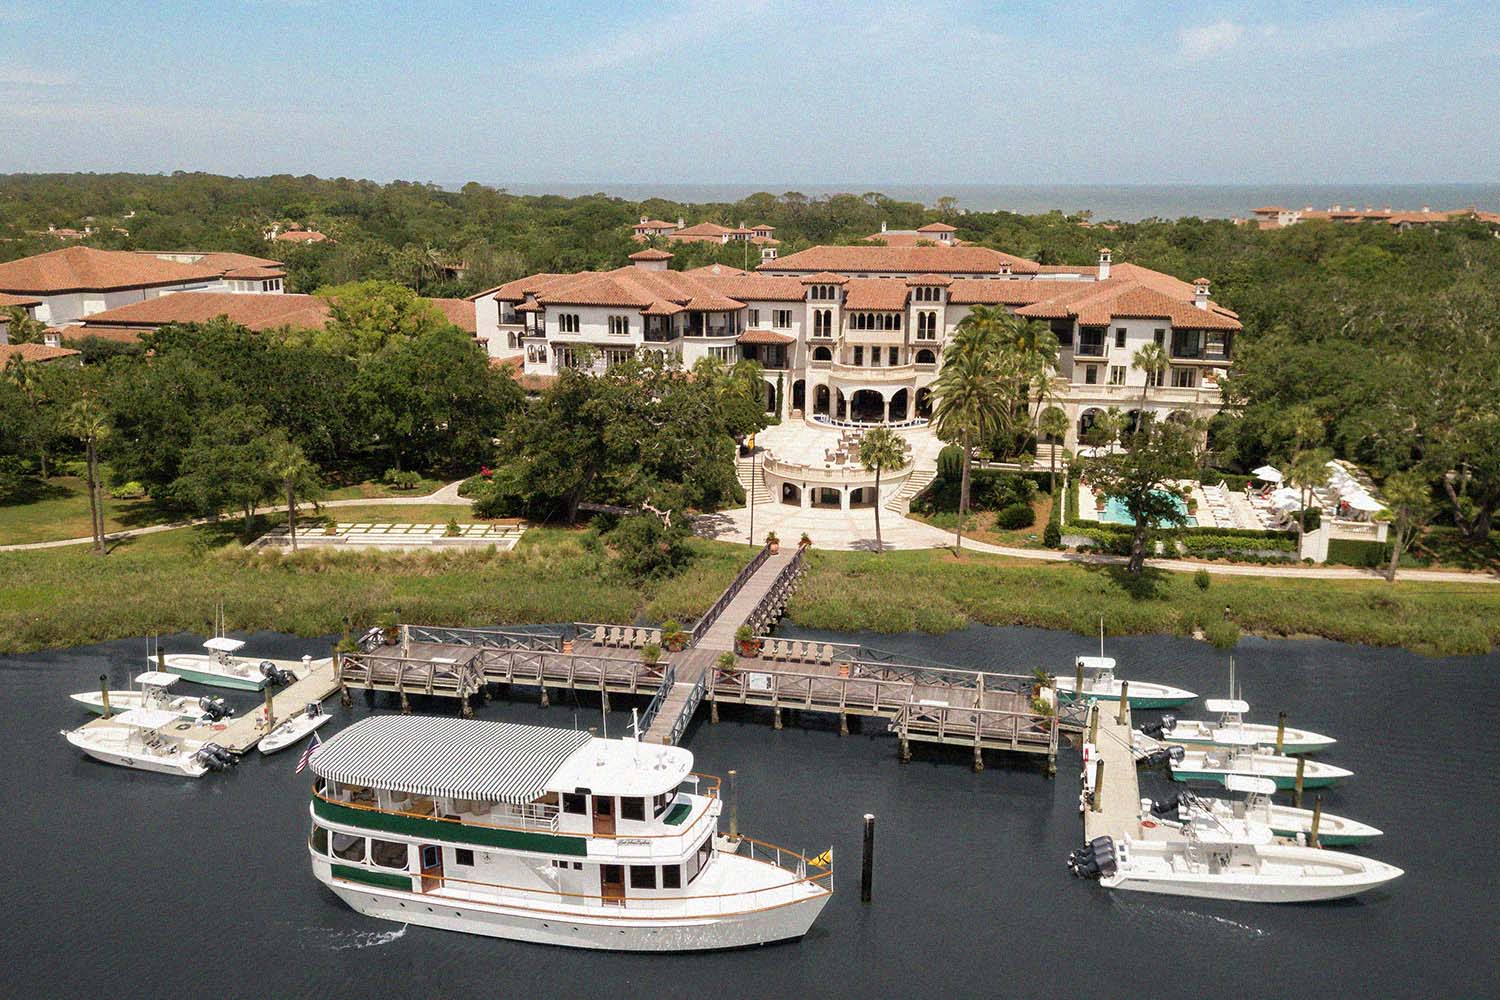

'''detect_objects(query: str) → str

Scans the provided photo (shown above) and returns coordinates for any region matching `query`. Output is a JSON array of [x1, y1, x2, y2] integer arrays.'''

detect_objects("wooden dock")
[[1083, 700, 1142, 841]]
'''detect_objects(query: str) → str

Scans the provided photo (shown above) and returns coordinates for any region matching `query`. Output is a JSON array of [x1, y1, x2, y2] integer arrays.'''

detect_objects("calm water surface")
[[6, 626, 1495, 998]]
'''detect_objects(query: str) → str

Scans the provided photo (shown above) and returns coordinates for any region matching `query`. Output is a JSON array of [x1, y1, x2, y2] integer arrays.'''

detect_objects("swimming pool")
[[1099, 492, 1197, 527]]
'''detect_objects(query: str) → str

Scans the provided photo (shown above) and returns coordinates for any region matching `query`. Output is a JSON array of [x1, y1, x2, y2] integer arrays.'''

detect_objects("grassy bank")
[[2, 520, 1496, 657], [792, 549, 1500, 657], [0, 523, 745, 654]]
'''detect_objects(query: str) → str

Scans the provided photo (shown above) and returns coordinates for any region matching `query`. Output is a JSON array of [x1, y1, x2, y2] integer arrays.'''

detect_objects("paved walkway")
[[694, 502, 1498, 584], [0, 481, 470, 553]]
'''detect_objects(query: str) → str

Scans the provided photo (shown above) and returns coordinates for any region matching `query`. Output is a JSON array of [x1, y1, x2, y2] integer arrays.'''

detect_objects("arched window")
[[916, 348, 936, 364], [813, 345, 832, 361]]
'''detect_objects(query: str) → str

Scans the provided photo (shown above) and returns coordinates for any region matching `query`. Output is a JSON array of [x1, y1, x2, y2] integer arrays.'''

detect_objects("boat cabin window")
[[687, 834, 713, 883], [621, 797, 646, 822], [454, 848, 475, 866], [562, 792, 588, 815], [370, 839, 409, 870], [331, 832, 365, 863], [309, 823, 329, 856], [661, 864, 682, 889], [653, 792, 669, 817], [629, 865, 656, 889]]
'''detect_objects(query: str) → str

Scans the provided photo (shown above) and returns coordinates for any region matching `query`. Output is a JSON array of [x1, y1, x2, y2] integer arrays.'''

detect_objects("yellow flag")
[[809, 848, 832, 867]]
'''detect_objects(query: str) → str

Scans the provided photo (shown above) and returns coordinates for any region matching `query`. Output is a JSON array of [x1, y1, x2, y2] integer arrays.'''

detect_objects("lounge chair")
[[593, 625, 606, 646], [818, 644, 834, 665]]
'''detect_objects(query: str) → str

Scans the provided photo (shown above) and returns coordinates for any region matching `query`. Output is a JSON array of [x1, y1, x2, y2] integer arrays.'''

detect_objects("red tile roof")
[[796, 271, 851, 285], [628, 248, 674, 260], [0, 342, 80, 364], [904, 273, 953, 286], [842, 278, 910, 311], [0, 246, 226, 294], [671, 222, 733, 238], [79, 291, 475, 335], [0, 291, 42, 308], [738, 329, 795, 345], [764, 245, 1038, 275], [916, 222, 957, 232], [273, 229, 332, 243], [429, 297, 477, 333]]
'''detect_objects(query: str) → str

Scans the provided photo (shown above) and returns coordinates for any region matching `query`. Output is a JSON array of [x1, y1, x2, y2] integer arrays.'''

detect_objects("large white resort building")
[[470, 242, 1240, 511]]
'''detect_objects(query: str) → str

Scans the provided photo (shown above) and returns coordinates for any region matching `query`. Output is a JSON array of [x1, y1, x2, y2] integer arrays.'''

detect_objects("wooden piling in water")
[[1074, 661, 1084, 699], [710, 699, 719, 724], [972, 742, 984, 772], [263, 680, 276, 736], [1091, 759, 1105, 812], [773, 706, 782, 730], [1088, 703, 1099, 747], [539, 685, 550, 709], [861, 814, 875, 903], [1116, 682, 1129, 724], [1309, 794, 1323, 848], [99, 674, 111, 719], [1276, 711, 1286, 754], [839, 712, 848, 736], [898, 735, 910, 762], [1293, 756, 1306, 808]]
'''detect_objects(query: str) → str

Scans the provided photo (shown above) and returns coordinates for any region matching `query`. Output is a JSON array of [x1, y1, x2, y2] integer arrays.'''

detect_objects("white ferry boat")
[[306, 717, 833, 951]]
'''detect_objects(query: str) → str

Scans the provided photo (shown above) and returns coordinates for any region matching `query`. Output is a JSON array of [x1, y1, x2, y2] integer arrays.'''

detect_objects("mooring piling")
[[861, 813, 875, 903]]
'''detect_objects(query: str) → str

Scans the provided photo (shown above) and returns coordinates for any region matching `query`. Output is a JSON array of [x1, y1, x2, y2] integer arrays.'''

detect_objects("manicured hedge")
[[1327, 538, 1392, 567]]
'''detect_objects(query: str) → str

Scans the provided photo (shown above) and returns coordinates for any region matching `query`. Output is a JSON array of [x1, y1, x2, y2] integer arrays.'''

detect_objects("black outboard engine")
[[1138, 744, 1186, 768], [198, 696, 233, 722], [260, 660, 296, 686], [1150, 794, 1184, 821], [1068, 836, 1118, 879], [1139, 714, 1177, 739], [305, 702, 323, 719], [194, 743, 232, 771]]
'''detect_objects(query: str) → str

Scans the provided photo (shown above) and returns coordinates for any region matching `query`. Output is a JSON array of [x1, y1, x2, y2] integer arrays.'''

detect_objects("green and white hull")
[[1056, 678, 1197, 709], [1170, 748, 1353, 789], [149, 654, 268, 691]]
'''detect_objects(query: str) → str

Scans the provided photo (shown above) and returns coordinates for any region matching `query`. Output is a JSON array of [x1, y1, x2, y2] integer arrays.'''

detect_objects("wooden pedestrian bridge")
[[334, 541, 1087, 770]]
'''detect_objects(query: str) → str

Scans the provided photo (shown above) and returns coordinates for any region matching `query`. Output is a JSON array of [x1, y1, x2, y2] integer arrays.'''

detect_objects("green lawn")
[[320, 477, 448, 501], [0, 476, 175, 546]]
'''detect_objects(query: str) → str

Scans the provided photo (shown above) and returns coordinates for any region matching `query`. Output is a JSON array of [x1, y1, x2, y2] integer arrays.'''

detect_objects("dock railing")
[[637, 665, 678, 735], [670, 674, 708, 745], [690, 541, 772, 646], [404, 624, 563, 651]]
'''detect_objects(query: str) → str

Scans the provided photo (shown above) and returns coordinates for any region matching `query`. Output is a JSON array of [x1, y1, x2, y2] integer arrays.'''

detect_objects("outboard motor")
[[199, 742, 236, 767], [260, 661, 296, 686], [1068, 836, 1118, 879], [194, 746, 229, 771], [1138, 744, 1186, 769], [1150, 795, 1184, 821], [305, 702, 323, 719], [1139, 714, 1177, 739], [198, 696, 233, 722]]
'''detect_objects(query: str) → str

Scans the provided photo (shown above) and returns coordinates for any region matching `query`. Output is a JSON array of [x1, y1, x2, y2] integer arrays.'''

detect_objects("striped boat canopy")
[[310, 716, 591, 804]]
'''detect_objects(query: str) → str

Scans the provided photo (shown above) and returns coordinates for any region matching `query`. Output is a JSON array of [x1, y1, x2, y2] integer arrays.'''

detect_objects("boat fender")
[[1141, 819, 1157, 829]]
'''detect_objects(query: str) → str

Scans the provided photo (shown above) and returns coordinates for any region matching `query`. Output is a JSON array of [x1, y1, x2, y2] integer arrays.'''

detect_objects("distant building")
[[1245, 204, 1500, 230], [0, 247, 287, 328], [0, 342, 81, 366], [860, 221, 964, 247], [631, 217, 780, 248], [267, 224, 335, 245]]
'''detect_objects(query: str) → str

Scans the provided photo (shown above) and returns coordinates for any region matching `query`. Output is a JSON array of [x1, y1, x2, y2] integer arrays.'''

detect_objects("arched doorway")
[[850, 389, 884, 423], [781, 483, 802, 506], [848, 486, 876, 508], [888, 388, 909, 423], [835, 389, 847, 421], [791, 379, 805, 414], [1167, 409, 1192, 426], [1126, 409, 1145, 435], [915, 386, 933, 419], [814, 384, 830, 416], [812, 345, 832, 362], [1078, 407, 1103, 441], [812, 487, 842, 509], [762, 380, 776, 414]]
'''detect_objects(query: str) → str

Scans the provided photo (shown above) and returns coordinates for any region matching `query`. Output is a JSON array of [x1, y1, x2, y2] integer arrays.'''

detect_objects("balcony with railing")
[[829, 361, 917, 383]]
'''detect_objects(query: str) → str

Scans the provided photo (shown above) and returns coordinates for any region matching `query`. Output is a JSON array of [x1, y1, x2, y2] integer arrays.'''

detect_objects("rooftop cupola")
[[1097, 247, 1112, 281], [639, 215, 649, 225], [628, 247, 673, 271], [1193, 277, 1210, 310], [676, 216, 685, 228]]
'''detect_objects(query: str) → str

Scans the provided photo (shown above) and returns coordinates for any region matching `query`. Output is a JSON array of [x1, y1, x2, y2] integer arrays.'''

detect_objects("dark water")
[[488, 182, 1500, 223], [6, 627, 1496, 998]]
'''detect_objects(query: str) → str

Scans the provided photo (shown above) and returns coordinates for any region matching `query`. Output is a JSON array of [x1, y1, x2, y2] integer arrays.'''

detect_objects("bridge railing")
[[637, 664, 677, 736], [690, 541, 773, 646]]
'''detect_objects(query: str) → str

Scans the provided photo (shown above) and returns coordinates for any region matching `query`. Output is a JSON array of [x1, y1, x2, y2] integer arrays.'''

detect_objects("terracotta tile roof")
[[1251, 206, 1286, 214], [642, 300, 684, 316], [0, 342, 80, 364], [429, 297, 477, 333], [692, 274, 806, 302], [80, 292, 330, 331], [671, 222, 733, 238], [750, 224, 775, 231], [55, 325, 145, 343], [1034, 264, 1100, 276], [916, 222, 957, 232], [904, 273, 953, 286], [842, 278, 910, 311], [633, 219, 677, 229], [738, 329, 795, 345], [0, 246, 225, 294], [796, 271, 850, 284], [684, 264, 749, 277], [221, 266, 285, 280], [1014, 278, 1240, 330], [0, 291, 41, 308], [628, 248, 674, 260], [946, 279, 1078, 307], [764, 245, 1038, 275], [471, 273, 575, 302], [273, 229, 331, 243]]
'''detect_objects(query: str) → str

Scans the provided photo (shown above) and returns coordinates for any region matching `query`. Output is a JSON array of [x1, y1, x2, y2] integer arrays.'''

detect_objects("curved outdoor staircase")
[[884, 469, 936, 515], [736, 455, 773, 506]]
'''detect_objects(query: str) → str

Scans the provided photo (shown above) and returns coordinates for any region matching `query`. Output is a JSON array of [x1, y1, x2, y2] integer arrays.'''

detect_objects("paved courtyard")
[[696, 500, 954, 551], [752, 418, 945, 471]]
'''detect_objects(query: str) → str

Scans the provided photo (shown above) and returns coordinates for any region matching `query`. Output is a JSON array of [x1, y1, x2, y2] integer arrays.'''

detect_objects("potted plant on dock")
[[735, 625, 761, 657], [765, 531, 780, 555], [661, 620, 687, 652], [641, 642, 662, 668], [376, 612, 399, 646], [1030, 666, 1055, 698], [716, 650, 739, 676]]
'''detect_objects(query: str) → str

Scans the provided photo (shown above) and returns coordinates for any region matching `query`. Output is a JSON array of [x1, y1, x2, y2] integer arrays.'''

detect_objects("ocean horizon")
[[481, 182, 1500, 223]]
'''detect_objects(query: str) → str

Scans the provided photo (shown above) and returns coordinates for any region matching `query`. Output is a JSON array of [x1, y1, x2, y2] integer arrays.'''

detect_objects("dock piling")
[[1091, 760, 1105, 813], [728, 769, 738, 839], [1087, 703, 1098, 747], [1116, 682, 1129, 724], [1310, 794, 1323, 848], [1074, 661, 1084, 700], [1293, 756, 1306, 808], [1275, 711, 1286, 754], [861, 814, 875, 903], [898, 735, 910, 762], [539, 685, 550, 709], [972, 743, 984, 773], [99, 674, 111, 719], [773, 706, 782, 730], [263, 681, 275, 735], [710, 699, 719, 724]]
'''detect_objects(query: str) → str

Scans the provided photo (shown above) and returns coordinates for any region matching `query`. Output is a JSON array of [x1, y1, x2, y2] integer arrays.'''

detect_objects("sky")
[[1, 0, 1497, 186]]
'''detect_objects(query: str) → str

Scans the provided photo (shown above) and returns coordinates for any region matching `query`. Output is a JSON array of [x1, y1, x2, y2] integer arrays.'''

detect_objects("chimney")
[[1097, 247, 1112, 281], [639, 215, 648, 225], [881, 221, 888, 233], [676, 217, 684, 228], [1193, 278, 1210, 310]]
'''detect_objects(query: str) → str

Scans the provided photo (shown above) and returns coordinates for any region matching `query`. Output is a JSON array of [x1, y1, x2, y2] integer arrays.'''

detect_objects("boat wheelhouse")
[[152, 637, 269, 691], [306, 716, 832, 951], [70, 670, 229, 722]]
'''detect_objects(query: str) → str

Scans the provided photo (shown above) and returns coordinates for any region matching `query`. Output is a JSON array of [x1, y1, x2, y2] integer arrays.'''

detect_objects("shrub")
[[936, 444, 964, 481], [994, 501, 1036, 530], [608, 514, 692, 580], [1043, 522, 1062, 548], [382, 468, 421, 490], [444, 517, 462, 537], [1327, 538, 1391, 567], [1194, 568, 1211, 590], [456, 474, 487, 498], [109, 480, 147, 499]]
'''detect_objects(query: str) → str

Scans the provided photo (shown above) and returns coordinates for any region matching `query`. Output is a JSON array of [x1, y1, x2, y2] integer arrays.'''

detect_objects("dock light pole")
[[861, 814, 875, 903], [747, 435, 757, 546], [728, 769, 739, 839]]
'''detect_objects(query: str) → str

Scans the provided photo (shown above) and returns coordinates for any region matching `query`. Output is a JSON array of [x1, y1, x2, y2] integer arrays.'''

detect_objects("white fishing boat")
[[307, 716, 832, 951], [1083, 831, 1402, 902], [1055, 656, 1197, 709], [1170, 737, 1353, 789], [60, 708, 237, 777], [1141, 698, 1336, 755], [260, 702, 333, 755], [70, 671, 232, 723], [1150, 777, 1381, 847]]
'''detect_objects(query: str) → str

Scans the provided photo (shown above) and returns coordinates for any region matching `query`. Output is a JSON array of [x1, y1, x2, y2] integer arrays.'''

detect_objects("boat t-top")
[[60, 707, 236, 777], [1169, 735, 1353, 789], [1141, 698, 1336, 755], [70, 671, 233, 723], [1150, 776, 1382, 847], [1055, 656, 1197, 709], [306, 716, 832, 951]]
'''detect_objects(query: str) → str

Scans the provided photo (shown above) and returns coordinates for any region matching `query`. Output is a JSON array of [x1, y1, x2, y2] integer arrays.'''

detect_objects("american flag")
[[295, 731, 322, 774]]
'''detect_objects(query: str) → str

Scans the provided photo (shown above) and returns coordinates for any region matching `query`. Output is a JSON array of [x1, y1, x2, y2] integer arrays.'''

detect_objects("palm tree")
[[859, 426, 911, 553], [932, 327, 1007, 552], [1290, 447, 1332, 540], [1131, 342, 1168, 434], [4, 355, 50, 477], [268, 435, 319, 552], [1038, 405, 1070, 501], [66, 389, 110, 556], [998, 315, 1060, 423]]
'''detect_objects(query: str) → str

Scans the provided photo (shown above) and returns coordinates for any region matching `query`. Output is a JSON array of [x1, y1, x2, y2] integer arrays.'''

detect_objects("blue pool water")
[[1100, 493, 1197, 527]]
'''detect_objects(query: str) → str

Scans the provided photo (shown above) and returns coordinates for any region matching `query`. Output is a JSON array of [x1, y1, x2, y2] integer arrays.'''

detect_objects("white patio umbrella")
[[1251, 465, 1283, 483], [1345, 492, 1384, 512], [1271, 487, 1304, 510]]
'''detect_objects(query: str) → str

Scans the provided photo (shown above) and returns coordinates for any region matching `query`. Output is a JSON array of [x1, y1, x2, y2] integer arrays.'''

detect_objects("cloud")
[[1178, 19, 1246, 61], [540, 0, 768, 76]]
